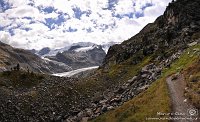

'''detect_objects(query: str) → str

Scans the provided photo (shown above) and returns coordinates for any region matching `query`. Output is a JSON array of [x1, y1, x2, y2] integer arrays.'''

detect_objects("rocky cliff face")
[[0, 42, 71, 73], [103, 0, 200, 69]]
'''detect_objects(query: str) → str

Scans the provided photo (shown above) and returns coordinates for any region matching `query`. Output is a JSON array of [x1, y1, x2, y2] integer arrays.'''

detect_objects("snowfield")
[[52, 66, 99, 77]]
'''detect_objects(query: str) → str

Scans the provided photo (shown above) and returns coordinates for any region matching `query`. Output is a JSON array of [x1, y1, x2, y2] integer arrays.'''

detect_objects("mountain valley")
[[0, 0, 199, 122], [33, 42, 117, 70]]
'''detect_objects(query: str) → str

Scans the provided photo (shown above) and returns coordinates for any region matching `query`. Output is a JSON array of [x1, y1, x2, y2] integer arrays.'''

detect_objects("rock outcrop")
[[103, 0, 200, 69]]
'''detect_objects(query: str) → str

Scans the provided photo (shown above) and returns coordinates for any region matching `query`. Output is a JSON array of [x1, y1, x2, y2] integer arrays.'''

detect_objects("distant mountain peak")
[[34, 42, 118, 57], [37, 47, 51, 56]]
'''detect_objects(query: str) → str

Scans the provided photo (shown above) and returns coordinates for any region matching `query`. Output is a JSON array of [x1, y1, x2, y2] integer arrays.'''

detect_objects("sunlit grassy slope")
[[91, 44, 200, 122]]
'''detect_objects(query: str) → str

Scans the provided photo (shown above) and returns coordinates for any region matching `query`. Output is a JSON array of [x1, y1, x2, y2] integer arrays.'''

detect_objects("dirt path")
[[166, 74, 199, 122]]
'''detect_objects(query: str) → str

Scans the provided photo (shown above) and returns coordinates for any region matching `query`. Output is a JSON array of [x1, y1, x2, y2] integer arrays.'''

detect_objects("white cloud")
[[114, 0, 135, 15], [44, 11, 59, 19], [0, 13, 13, 27], [26, 22, 49, 32], [5, 0, 31, 7], [3, 4, 44, 23], [0, 31, 11, 43], [0, 0, 172, 50], [144, 0, 171, 17], [33, 0, 54, 7]]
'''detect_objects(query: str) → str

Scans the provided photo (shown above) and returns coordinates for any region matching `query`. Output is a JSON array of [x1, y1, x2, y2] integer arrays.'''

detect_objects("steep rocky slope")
[[103, 0, 200, 69], [92, 44, 199, 122], [62, 0, 200, 120], [90, 0, 200, 121], [0, 42, 71, 73]]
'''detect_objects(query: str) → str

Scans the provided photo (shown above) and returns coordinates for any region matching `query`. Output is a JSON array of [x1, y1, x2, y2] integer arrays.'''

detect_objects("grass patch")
[[163, 44, 200, 75], [183, 58, 200, 109], [107, 56, 152, 80], [0, 70, 44, 89], [165, 44, 200, 109], [91, 77, 170, 122]]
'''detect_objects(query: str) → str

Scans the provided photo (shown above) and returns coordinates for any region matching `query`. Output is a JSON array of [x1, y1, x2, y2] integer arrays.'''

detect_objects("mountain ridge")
[[35, 42, 118, 57], [46, 44, 106, 70], [0, 41, 71, 73], [103, 0, 200, 69]]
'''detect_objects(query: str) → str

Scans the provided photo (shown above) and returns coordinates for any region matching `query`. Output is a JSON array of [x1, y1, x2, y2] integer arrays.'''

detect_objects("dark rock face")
[[26, 49, 37, 54], [103, 0, 200, 69], [0, 42, 71, 73], [68, 45, 82, 51], [38, 47, 51, 56], [47, 45, 106, 70]]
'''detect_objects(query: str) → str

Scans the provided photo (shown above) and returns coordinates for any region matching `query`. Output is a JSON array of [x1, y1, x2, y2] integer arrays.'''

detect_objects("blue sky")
[[0, 0, 172, 49]]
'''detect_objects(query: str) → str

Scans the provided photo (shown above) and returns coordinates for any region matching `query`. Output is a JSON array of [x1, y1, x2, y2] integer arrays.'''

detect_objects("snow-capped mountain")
[[32, 42, 118, 70], [36, 42, 118, 57], [46, 44, 106, 70]]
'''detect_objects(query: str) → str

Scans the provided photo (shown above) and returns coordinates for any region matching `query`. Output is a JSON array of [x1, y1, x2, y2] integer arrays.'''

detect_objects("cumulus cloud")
[[0, 13, 13, 27], [0, 0, 172, 50], [5, 5, 43, 23], [114, 0, 135, 15], [0, 31, 11, 44]]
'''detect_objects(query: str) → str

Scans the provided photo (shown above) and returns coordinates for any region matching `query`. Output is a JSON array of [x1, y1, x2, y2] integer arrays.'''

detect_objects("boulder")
[[127, 76, 137, 85], [101, 105, 108, 112]]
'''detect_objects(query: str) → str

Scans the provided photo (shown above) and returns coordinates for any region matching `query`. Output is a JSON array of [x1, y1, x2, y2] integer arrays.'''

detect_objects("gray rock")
[[127, 76, 137, 85], [141, 74, 148, 78], [85, 108, 93, 117], [107, 106, 114, 110], [101, 105, 108, 112]]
